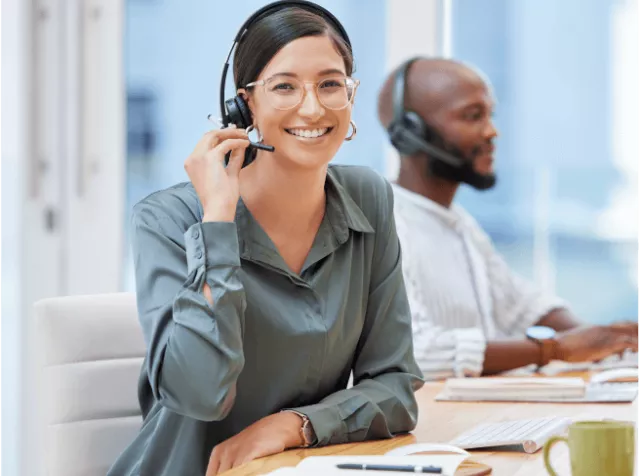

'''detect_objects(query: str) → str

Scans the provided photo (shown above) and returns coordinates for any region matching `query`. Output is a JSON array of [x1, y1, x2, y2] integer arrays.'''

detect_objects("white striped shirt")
[[392, 184, 567, 380]]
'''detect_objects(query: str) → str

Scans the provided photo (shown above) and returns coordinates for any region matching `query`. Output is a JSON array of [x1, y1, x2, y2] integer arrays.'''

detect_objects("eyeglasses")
[[244, 74, 360, 111]]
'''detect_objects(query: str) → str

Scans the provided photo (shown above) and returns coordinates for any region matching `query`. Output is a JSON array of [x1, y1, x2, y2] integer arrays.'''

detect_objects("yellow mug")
[[543, 420, 635, 476]]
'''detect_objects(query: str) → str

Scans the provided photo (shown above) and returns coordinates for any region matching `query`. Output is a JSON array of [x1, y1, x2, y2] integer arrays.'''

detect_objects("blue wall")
[[451, 0, 637, 323]]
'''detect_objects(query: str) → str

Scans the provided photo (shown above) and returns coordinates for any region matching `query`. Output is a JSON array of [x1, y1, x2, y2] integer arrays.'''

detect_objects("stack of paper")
[[437, 377, 586, 402]]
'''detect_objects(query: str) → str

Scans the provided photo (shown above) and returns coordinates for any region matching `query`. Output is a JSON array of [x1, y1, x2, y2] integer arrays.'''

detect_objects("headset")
[[217, 0, 352, 166], [386, 57, 464, 168]]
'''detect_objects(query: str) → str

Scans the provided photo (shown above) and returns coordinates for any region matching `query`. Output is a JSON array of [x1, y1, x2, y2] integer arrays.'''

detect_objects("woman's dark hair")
[[233, 7, 354, 88]]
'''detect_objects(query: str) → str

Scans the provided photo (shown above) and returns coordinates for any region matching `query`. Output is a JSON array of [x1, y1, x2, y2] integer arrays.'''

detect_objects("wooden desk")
[[223, 372, 637, 475]]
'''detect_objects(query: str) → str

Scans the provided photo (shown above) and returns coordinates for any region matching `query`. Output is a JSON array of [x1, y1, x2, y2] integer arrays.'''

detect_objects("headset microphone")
[[387, 121, 463, 168], [207, 114, 275, 153]]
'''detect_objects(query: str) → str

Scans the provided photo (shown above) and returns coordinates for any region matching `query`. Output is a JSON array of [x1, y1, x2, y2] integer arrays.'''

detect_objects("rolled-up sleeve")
[[131, 204, 246, 422], [286, 181, 425, 446], [411, 322, 487, 381], [401, 247, 487, 380]]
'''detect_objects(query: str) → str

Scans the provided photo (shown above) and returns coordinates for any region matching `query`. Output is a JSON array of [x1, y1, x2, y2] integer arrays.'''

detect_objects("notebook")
[[435, 377, 638, 403], [260, 443, 491, 475]]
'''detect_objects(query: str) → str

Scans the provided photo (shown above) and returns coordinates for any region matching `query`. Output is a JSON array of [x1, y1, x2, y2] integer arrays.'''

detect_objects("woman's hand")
[[184, 125, 250, 223], [206, 412, 304, 475]]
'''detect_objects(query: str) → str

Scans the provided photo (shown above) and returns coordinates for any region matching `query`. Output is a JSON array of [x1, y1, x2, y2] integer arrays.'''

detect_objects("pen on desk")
[[336, 463, 442, 473]]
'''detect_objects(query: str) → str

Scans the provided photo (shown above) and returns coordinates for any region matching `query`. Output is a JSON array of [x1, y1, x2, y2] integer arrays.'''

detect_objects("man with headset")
[[377, 57, 638, 380]]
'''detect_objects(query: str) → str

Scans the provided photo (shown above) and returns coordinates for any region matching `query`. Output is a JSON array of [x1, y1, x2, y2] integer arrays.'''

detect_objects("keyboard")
[[540, 351, 638, 376], [585, 381, 638, 402], [449, 416, 572, 453]]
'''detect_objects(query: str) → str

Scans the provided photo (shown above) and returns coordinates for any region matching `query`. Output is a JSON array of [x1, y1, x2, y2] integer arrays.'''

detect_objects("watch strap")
[[539, 338, 557, 367], [281, 410, 316, 447]]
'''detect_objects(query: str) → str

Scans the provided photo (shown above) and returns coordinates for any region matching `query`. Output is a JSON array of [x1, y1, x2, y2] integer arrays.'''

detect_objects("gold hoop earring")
[[345, 119, 357, 141], [247, 124, 264, 143]]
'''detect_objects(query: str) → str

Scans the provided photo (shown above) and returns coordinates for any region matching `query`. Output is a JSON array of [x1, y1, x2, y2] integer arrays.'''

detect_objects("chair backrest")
[[31, 293, 146, 476]]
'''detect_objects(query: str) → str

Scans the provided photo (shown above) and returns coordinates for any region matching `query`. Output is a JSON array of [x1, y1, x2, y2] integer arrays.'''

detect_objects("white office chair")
[[31, 293, 146, 476]]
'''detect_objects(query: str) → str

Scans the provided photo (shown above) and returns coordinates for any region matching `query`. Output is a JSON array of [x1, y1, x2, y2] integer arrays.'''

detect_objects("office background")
[[124, 0, 638, 320], [2, 0, 637, 474]]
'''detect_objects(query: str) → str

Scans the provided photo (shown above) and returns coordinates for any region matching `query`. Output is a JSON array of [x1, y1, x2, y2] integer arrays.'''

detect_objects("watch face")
[[303, 424, 314, 445], [301, 419, 316, 446], [527, 325, 556, 340]]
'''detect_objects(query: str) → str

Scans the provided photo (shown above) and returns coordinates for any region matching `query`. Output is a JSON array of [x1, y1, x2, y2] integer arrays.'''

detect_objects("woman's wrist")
[[277, 412, 306, 449], [202, 207, 236, 223]]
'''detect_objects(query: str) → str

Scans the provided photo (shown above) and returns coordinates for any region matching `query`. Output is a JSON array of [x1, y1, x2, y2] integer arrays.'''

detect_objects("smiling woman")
[[238, 34, 358, 170], [106, 2, 424, 476], [231, 5, 359, 171]]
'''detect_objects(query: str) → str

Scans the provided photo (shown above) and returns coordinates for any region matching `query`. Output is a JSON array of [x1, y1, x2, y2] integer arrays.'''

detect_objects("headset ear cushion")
[[234, 95, 253, 129], [401, 111, 427, 137], [222, 95, 258, 168], [388, 111, 428, 156], [224, 97, 240, 127], [387, 119, 414, 156], [224, 96, 253, 129]]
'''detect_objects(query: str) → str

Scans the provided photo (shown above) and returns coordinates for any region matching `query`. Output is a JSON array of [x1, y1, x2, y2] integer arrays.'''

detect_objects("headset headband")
[[233, 1, 351, 49], [392, 57, 423, 124]]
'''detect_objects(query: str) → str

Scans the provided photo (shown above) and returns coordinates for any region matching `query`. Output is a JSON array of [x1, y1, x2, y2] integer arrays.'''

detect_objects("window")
[[449, 0, 638, 323]]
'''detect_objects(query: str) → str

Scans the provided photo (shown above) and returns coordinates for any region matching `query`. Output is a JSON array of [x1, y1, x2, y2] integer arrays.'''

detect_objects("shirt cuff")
[[282, 403, 346, 447], [184, 221, 241, 275], [509, 297, 570, 335], [452, 328, 487, 378]]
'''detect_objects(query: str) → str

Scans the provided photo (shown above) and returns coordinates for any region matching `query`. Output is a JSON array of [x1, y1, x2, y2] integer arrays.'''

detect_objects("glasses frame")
[[244, 75, 360, 111]]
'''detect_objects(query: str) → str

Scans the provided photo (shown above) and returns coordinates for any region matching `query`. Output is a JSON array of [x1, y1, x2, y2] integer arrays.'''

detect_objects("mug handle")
[[543, 436, 569, 476]]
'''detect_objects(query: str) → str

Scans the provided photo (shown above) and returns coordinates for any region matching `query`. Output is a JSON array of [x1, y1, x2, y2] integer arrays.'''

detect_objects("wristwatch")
[[283, 410, 317, 448], [526, 325, 558, 368]]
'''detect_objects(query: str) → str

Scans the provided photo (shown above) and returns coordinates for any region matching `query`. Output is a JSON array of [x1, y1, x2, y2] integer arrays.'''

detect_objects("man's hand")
[[554, 322, 638, 363], [206, 412, 304, 475]]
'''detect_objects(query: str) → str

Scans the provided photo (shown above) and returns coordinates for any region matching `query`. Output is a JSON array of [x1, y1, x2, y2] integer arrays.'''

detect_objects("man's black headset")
[[386, 57, 464, 167], [216, 0, 352, 164]]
